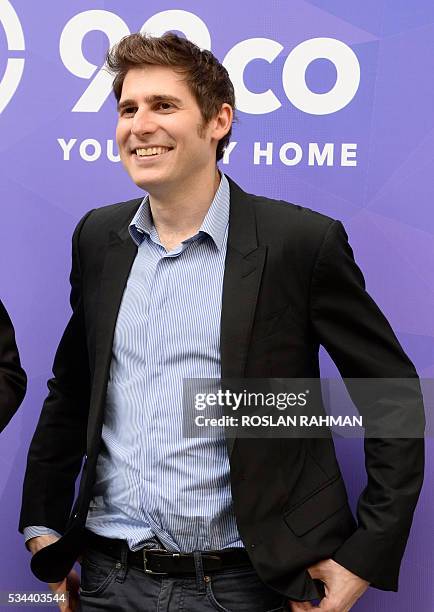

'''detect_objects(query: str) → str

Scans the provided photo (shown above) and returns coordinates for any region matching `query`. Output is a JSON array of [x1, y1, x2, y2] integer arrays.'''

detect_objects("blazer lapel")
[[87, 226, 137, 448], [221, 176, 267, 456]]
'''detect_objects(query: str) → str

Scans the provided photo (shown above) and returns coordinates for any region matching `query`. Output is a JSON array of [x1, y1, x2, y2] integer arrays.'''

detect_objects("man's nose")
[[130, 108, 158, 136]]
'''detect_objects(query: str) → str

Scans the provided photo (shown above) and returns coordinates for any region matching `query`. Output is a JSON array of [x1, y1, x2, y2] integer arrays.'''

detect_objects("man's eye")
[[122, 107, 136, 116], [158, 102, 173, 110]]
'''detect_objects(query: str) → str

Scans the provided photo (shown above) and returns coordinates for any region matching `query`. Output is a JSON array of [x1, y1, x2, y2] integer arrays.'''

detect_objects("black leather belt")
[[84, 531, 253, 576]]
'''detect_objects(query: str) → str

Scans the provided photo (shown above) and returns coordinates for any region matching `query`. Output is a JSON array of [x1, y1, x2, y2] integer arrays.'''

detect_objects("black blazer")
[[0, 300, 26, 432], [20, 175, 424, 600]]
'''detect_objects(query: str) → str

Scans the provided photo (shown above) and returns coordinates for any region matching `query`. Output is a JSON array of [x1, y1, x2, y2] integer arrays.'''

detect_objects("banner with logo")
[[1, 1, 433, 608]]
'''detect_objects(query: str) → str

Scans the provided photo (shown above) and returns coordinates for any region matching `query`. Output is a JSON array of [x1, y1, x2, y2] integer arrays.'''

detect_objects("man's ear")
[[212, 103, 233, 140]]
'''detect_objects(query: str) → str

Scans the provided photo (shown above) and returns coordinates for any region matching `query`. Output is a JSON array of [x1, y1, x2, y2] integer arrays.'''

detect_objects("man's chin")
[[130, 173, 174, 193]]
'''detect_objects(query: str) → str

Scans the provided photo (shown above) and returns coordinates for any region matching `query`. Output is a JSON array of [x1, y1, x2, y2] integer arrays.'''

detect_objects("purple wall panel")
[[0, 1, 432, 609]]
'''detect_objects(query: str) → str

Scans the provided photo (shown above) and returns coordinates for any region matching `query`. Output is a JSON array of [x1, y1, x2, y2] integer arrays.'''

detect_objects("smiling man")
[[20, 32, 424, 612]]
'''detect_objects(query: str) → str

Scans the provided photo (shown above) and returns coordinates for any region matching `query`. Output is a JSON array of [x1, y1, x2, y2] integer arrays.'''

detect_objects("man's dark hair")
[[106, 32, 237, 162]]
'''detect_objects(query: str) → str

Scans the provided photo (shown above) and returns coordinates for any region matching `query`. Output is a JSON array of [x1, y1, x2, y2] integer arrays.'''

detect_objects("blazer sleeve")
[[0, 300, 27, 432], [19, 210, 94, 534], [309, 220, 425, 591]]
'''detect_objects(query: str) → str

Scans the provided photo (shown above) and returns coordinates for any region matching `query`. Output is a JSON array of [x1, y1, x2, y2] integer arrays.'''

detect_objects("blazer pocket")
[[284, 475, 347, 536]]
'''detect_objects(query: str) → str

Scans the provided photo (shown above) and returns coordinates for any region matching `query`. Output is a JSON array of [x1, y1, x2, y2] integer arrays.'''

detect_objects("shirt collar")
[[129, 170, 230, 251]]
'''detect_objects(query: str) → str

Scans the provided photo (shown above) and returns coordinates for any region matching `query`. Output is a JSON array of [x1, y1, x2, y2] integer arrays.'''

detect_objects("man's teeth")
[[136, 147, 172, 157]]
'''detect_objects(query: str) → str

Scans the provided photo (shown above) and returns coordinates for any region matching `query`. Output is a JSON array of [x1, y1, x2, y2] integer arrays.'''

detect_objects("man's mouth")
[[134, 146, 174, 157]]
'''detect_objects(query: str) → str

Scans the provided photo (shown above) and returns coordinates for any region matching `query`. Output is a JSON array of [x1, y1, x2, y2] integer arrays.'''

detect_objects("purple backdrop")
[[1, 1, 433, 610]]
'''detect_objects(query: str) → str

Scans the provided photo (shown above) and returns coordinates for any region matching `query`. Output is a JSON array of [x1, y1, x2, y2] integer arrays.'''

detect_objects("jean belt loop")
[[193, 551, 206, 594], [115, 540, 129, 583]]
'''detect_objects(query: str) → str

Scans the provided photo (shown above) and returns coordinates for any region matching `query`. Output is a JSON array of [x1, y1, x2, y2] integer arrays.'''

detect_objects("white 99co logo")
[[59, 9, 361, 116], [0, 0, 25, 113]]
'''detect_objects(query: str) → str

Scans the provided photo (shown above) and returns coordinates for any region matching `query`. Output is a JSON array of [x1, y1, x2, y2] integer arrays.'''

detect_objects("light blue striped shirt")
[[25, 171, 243, 552]]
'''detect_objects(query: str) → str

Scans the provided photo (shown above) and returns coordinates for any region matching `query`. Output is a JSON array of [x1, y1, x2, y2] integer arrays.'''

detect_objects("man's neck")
[[147, 167, 221, 251]]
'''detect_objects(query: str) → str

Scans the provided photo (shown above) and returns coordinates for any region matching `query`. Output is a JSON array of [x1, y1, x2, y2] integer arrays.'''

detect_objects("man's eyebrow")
[[117, 95, 183, 112]]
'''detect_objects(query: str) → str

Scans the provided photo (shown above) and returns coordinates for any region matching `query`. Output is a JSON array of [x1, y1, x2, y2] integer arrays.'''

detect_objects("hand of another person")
[[27, 535, 80, 611], [289, 558, 369, 611]]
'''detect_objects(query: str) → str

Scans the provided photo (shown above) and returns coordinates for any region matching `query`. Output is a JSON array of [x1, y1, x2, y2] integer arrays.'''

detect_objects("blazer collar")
[[225, 174, 259, 256]]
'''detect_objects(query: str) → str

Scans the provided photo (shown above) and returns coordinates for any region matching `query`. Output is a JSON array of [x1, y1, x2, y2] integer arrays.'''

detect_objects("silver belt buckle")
[[142, 548, 174, 575]]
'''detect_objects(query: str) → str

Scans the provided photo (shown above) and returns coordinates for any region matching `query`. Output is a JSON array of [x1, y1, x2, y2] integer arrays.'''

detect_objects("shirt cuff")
[[23, 526, 62, 545]]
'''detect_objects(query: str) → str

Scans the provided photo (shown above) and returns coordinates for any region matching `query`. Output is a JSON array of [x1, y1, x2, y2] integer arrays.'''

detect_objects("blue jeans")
[[78, 545, 288, 611]]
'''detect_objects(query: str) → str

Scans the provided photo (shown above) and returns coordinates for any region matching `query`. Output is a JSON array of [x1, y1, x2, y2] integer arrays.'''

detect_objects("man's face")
[[116, 65, 219, 192]]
